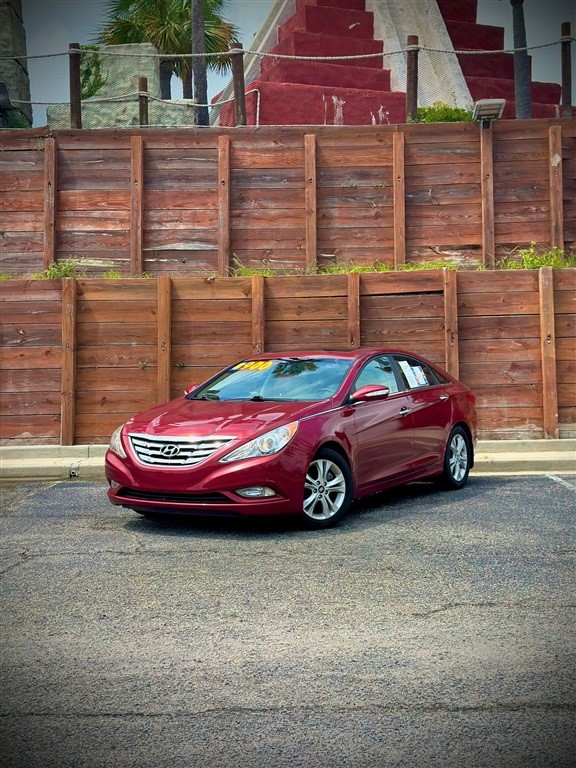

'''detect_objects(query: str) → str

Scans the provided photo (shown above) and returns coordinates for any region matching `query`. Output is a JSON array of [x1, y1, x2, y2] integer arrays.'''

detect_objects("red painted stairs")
[[216, 0, 566, 126], [436, 0, 563, 118], [217, 0, 407, 126]]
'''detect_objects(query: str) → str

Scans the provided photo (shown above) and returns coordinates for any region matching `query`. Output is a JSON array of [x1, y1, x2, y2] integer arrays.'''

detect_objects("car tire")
[[438, 426, 471, 490], [300, 448, 353, 529]]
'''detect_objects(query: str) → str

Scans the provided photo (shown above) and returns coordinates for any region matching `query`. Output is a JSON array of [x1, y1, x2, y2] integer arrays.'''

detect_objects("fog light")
[[236, 486, 276, 499], [109, 480, 121, 489]]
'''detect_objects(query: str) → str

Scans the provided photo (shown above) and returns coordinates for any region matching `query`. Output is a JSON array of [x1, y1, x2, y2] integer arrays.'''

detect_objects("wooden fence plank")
[[539, 267, 559, 438], [218, 135, 230, 276], [43, 137, 57, 270], [157, 275, 171, 403], [305, 134, 317, 272], [549, 125, 564, 248], [480, 127, 495, 268], [252, 274, 265, 353], [393, 132, 406, 268], [60, 278, 76, 445], [443, 269, 459, 377], [347, 272, 360, 349], [130, 135, 144, 276]]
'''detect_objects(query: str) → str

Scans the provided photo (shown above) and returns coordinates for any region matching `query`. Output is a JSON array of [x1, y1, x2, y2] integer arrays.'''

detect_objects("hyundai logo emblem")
[[160, 444, 181, 457]]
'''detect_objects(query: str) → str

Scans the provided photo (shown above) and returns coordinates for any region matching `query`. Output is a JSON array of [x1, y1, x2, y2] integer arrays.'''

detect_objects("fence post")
[[443, 270, 459, 378], [68, 43, 82, 129], [61, 278, 77, 445], [138, 76, 149, 127], [43, 137, 57, 270], [218, 135, 231, 276], [392, 132, 406, 268], [406, 35, 419, 123], [252, 274, 265, 354], [480, 127, 496, 269], [549, 125, 564, 249], [539, 267, 559, 439], [347, 272, 360, 349], [304, 134, 317, 272], [561, 22, 573, 117], [230, 41, 246, 126], [130, 135, 144, 276], [157, 275, 172, 403]]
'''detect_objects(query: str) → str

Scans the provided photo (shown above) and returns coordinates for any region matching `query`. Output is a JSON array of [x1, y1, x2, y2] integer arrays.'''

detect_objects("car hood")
[[123, 397, 329, 440]]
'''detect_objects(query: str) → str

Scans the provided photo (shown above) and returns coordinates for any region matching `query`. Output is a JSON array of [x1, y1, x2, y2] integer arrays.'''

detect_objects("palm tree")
[[510, 0, 532, 118], [98, 0, 238, 101]]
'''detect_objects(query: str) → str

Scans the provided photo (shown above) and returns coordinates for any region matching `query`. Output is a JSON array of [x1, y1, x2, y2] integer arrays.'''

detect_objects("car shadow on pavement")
[[122, 476, 489, 539]]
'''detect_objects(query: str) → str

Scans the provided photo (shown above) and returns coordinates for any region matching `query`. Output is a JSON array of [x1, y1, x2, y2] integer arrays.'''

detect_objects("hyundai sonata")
[[105, 348, 477, 528]]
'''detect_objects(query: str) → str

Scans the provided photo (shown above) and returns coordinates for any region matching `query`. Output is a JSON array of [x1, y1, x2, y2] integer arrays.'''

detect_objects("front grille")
[[129, 433, 236, 467], [117, 487, 232, 505]]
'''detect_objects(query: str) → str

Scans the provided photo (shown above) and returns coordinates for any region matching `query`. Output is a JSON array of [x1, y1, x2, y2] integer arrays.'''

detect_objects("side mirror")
[[350, 384, 390, 403]]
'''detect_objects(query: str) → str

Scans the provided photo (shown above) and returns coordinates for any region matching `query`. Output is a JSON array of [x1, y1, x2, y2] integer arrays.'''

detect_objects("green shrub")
[[412, 100, 474, 123], [33, 260, 78, 279]]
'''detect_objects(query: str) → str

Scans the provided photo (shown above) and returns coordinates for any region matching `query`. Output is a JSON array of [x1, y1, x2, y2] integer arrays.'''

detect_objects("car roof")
[[250, 348, 423, 361]]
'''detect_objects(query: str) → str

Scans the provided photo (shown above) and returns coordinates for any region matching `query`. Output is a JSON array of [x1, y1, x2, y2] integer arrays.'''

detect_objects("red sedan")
[[105, 348, 477, 529]]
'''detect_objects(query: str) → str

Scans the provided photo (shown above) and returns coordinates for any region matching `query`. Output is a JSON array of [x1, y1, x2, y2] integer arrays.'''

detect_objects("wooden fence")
[[0, 269, 574, 445], [0, 119, 574, 278]]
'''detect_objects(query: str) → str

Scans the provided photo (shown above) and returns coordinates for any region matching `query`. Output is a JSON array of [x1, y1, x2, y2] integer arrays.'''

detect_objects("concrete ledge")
[[0, 441, 574, 482], [0, 445, 108, 460], [477, 439, 576, 454], [0, 458, 105, 482], [473, 452, 576, 474]]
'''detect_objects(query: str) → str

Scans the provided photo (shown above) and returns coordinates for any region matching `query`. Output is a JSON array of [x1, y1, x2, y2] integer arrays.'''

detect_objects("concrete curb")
[[0, 440, 574, 482]]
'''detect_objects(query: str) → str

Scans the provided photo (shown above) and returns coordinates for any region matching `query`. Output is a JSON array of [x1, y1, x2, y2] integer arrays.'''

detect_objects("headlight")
[[220, 422, 298, 463], [109, 425, 127, 458]]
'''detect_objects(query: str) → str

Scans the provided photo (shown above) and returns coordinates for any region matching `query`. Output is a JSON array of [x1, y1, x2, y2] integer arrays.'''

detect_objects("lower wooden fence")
[[0, 268, 574, 444]]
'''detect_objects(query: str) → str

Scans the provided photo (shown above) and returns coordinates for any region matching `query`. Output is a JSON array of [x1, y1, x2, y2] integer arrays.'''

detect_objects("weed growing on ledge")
[[500, 244, 576, 269], [34, 260, 79, 280]]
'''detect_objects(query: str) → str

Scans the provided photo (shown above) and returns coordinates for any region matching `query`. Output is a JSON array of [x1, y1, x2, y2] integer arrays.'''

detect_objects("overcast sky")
[[20, 0, 576, 126]]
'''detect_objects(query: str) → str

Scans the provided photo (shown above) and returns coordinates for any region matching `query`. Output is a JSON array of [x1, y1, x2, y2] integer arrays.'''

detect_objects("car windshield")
[[188, 358, 354, 402]]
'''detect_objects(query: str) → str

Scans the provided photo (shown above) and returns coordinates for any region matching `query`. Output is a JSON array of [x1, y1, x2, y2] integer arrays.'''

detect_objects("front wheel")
[[301, 448, 353, 529], [438, 426, 471, 490]]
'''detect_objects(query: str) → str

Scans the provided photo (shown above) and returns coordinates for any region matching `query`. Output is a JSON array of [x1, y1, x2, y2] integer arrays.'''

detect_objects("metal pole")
[[68, 43, 82, 129], [230, 41, 246, 126], [561, 22, 573, 117], [406, 35, 419, 123], [138, 77, 149, 126]]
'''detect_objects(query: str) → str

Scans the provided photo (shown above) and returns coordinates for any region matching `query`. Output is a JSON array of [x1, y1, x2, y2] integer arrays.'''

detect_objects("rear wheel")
[[438, 426, 471, 489], [301, 448, 353, 529]]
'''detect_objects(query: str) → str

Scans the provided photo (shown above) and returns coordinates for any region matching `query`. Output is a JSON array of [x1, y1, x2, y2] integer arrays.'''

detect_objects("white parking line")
[[547, 474, 576, 489]]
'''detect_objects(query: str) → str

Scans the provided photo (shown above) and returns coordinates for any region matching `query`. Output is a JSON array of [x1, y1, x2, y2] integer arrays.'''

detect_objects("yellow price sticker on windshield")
[[232, 361, 273, 371]]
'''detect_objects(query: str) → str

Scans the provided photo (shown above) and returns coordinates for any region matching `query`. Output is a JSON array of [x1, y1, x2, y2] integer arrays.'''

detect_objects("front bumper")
[[105, 446, 307, 518]]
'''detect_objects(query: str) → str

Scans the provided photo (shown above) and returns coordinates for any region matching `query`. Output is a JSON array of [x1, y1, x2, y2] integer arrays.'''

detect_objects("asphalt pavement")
[[0, 439, 575, 481], [0, 474, 574, 768]]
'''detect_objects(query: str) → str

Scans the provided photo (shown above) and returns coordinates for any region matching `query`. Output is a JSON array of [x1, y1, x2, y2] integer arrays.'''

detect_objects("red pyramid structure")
[[216, 0, 567, 126]]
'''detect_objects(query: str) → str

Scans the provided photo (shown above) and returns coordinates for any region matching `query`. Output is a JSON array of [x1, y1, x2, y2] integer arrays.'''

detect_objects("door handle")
[[399, 406, 411, 416], [439, 394, 449, 401]]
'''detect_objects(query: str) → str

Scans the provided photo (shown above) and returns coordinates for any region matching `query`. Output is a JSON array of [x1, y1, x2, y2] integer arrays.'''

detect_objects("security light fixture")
[[472, 98, 506, 128]]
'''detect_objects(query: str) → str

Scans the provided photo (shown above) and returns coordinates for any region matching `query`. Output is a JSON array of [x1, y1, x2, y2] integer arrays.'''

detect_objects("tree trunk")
[[159, 59, 173, 100], [510, 0, 532, 118], [192, 0, 209, 125], [182, 66, 193, 100]]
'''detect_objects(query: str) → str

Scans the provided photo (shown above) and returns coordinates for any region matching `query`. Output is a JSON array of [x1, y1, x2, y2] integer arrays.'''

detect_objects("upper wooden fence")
[[0, 269, 574, 445], [0, 118, 574, 277]]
